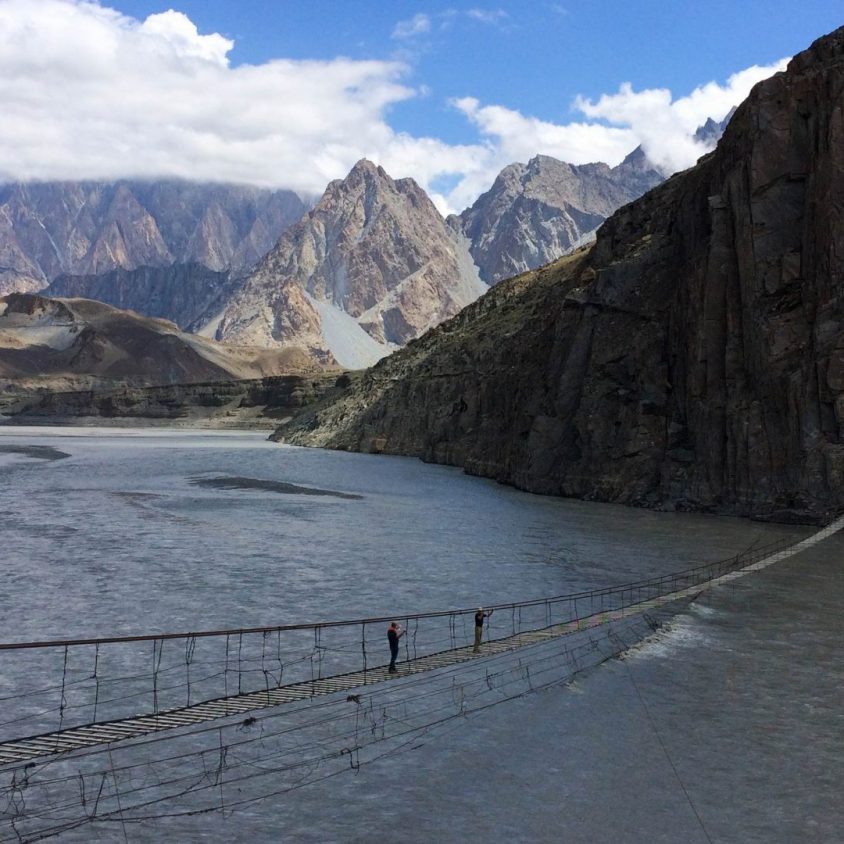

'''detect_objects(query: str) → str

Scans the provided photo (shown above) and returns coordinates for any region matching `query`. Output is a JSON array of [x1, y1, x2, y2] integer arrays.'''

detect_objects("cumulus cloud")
[[391, 13, 431, 40], [465, 8, 509, 26], [0, 0, 789, 217], [574, 60, 788, 172], [440, 97, 635, 211], [442, 58, 787, 209], [454, 97, 636, 164], [139, 9, 233, 65], [0, 0, 429, 195]]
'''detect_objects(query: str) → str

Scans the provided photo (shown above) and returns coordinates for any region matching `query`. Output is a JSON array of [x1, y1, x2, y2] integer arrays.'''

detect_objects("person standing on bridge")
[[474, 607, 493, 653], [387, 622, 404, 673]]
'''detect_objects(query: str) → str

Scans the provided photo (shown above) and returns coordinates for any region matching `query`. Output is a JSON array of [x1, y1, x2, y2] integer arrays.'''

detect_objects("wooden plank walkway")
[[0, 607, 663, 765], [0, 519, 839, 767]]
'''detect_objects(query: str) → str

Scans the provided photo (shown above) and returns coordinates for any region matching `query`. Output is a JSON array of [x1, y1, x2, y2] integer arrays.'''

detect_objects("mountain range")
[[0, 181, 306, 295], [455, 145, 663, 284], [210, 160, 487, 367], [0, 145, 680, 369], [0, 111, 736, 373]]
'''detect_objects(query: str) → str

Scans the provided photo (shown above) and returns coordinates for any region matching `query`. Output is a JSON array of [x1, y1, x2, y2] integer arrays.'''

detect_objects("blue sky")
[[107, 0, 841, 142], [0, 1, 840, 212]]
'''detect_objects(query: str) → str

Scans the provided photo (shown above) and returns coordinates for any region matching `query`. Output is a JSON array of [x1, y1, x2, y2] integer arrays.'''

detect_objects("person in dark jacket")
[[473, 607, 493, 652], [387, 622, 404, 673]]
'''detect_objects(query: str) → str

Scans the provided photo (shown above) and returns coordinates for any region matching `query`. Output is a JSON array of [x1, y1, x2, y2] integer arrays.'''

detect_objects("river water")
[[0, 427, 840, 842]]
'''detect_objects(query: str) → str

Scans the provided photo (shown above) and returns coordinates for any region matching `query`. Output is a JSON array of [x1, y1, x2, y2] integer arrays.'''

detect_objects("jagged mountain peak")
[[693, 106, 738, 145], [329, 158, 395, 193], [485, 161, 528, 192], [526, 153, 569, 171], [305, 160, 441, 245], [616, 145, 653, 171], [212, 160, 485, 367], [323, 159, 429, 203], [458, 145, 664, 284], [348, 157, 387, 177]]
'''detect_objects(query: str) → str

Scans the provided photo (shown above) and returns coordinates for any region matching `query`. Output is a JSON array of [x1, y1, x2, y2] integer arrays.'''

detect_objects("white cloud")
[[392, 13, 431, 39], [437, 8, 509, 32], [441, 58, 787, 209], [374, 133, 492, 215], [0, 0, 789, 218], [439, 97, 637, 211], [0, 0, 491, 213], [0, 0, 423, 196], [465, 8, 509, 26], [139, 9, 233, 66], [454, 96, 637, 165], [574, 60, 788, 172]]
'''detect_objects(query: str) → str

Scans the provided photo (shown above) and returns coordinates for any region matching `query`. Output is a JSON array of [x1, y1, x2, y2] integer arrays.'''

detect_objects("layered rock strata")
[[275, 27, 844, 523], [1, 373, 340, 428]]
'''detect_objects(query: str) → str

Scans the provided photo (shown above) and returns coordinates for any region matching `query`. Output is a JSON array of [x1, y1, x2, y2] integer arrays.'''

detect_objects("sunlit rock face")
[[276, 26, 844, 524], [455, 147, 664, 284], [0, 180, 306, 295], [214, 159, 486, 369]]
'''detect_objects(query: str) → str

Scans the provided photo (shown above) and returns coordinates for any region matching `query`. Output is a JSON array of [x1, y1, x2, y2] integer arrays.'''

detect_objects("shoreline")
[[0, 414, 278, 431]]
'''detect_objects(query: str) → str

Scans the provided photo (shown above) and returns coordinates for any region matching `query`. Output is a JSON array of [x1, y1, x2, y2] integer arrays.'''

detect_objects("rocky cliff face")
[[0, 181, 306, 295], [46, 263, 236, 334], [214, 160, 486, 368], [276, 27, 844, 524], [456, 148, 664, 284]]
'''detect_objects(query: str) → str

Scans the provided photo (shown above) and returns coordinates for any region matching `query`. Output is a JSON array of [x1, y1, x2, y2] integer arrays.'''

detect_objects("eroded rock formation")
[[1, 372, 340, 428]]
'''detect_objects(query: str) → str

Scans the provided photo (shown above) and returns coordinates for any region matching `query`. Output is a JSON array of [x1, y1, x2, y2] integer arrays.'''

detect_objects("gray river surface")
[[0, 427, 841, 842]]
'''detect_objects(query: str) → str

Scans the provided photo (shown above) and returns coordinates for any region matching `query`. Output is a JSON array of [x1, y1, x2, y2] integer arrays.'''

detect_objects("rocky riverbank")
[[1, 373, 345, 429]]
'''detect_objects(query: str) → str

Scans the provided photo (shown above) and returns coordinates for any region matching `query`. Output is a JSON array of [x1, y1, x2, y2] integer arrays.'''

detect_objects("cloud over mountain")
[[574, 61, 789, 173], [0, 0, 787, 215]]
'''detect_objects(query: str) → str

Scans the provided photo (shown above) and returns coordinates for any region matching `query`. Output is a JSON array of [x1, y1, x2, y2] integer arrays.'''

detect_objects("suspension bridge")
[[0, 517, 840, 840]]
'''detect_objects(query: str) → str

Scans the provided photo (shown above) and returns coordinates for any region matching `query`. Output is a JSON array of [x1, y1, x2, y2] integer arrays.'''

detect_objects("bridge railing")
[[0, 535, 795, 745]]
